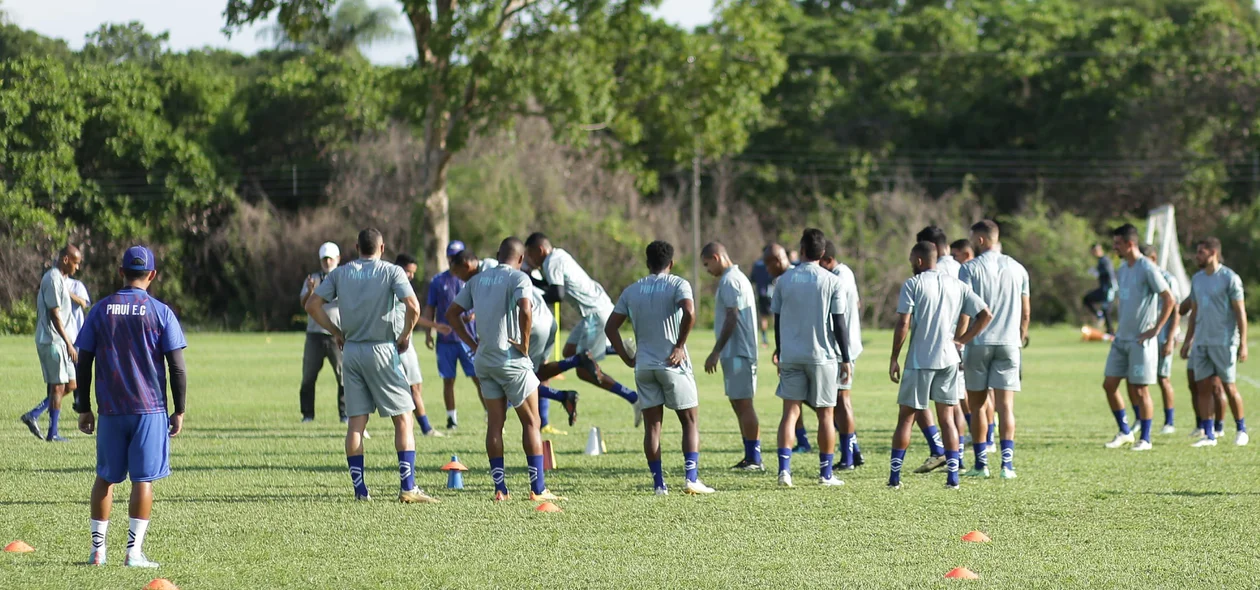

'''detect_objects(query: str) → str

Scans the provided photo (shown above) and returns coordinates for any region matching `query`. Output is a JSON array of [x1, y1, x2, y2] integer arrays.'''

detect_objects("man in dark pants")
[[1084, 243, 1117, 335], [299, 242, 346, 423]]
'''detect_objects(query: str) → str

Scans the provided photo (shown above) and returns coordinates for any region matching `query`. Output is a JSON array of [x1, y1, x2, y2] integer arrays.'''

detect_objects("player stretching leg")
[[1101, 225, 1175, 451], [888, 242, 992, 490], [1182, 238, 1249, 447], [701, 243, 764, 471], [607, 241, 713, 495]]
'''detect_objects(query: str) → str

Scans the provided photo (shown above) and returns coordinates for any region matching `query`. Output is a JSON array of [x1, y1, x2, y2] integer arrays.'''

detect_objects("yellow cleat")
[[530, 489, 567, 502], [399, 488, 440, 504], [540, 424, 568, 436]]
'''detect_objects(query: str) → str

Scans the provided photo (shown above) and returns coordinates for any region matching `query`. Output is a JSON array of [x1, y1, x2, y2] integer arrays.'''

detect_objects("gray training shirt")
[[830, 263, 863, 360], [314, 258, 414, 343], [300, 271, 341, 335], [542, 248, 613, 318], [1114, 257, 1170, 342], [771, 262, 847, 365], [35, 267, 71, 346], [897, 269, 987, 371], [958, 251, 1029, 346], [714, 265, 758, 360], [1190, 266, 1244, 347], [613, 273, 694, 372], [1157, 267, 1180, 344], [938, 254, 961, 279], [455, 265, 534, 370]]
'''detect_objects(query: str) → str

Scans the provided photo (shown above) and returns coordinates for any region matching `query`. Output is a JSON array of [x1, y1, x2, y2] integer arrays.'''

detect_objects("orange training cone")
[[961, 531, 991, 543], [145, 579, 179, 590], [535, 502, 563, 513], [3, 541, 34, 553], [944, 567, 979, 580]]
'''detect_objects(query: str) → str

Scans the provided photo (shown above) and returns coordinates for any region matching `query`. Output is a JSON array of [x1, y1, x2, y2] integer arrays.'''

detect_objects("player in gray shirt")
[[21, 245, 83, 443], [1101, 224, 1174, 451], [447, 237, 563, 503], [820, 241, 866, 470], [306, 229, 436, 504], [958, 220, 1030, 480], [1181, 237, 1249, 447], [607, 241, 714, 495], [701, 242, 764, 472], [907, 226, 960, 474], [770, 229, 853, 489], [888, 241, 992, 490], [1139, 245, 1181, 436]]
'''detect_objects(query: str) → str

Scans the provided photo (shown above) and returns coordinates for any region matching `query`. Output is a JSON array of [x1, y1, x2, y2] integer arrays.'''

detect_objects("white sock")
[[447, 410, 457, 421], [90, 519, 108, 555], [127, 518, 149, 556]]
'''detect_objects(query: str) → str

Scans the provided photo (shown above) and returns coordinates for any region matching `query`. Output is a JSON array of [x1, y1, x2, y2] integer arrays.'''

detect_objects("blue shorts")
[[436, 341, 476, 379], [97, 413, 170, 484]]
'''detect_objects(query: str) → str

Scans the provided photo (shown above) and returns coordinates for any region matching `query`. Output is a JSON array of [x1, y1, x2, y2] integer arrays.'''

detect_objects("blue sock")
[[398, 451, 416, 491], [945, 450, 960, 486], [490, 457, 508, 493], [648, 459, 665, 490], [889, 448, 906, 486], [1237, 419, 1247, 433], [609, 382, 638, 404], [27, 398, 49, 419], [1203, 420, 1216, 440], [957, 443, 967, 471], [418, 415, 432, 434], [1113, 409, 1131, 434], [537, 385, 566, 402], [1140, 419, 1152, 442], [683, 451, 699, 483], [964, 413, 972, 428], [1164, 408, 1174, 427], [973, 443, 988, 469], [794, 426, 810, 450], [986, 423, 995, 445], [47, 409, 60, 439], [557, 356, 581, 372], [539, 398, 550, 427], [347, 455, 369, 497], [527, 454, 545, 494], [923, 425, 944, 456], [1214, 419, 1224, 433], [743, 439, 762, 464], [819, 453, 834, 480], [839, 433, 854, 467], [777, 447, 792, 474], [1000, 439, 1014, 470], [852, 438, 864, 463]]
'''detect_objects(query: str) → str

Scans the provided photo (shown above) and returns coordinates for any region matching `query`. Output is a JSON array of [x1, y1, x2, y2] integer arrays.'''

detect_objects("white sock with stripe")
[[127, 518, 149, 557], [90, 519, 108, 560]]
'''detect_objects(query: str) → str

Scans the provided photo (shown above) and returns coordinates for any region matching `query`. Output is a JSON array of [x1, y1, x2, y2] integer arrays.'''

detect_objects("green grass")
[[1, 328, 1257, 589]]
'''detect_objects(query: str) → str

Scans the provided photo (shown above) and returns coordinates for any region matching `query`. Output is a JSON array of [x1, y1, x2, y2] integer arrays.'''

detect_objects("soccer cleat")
[[852, 451, 865, 467], [654, 486, 669, 496], [887, 482, 902, 490], [1237, 431, 1250, 447], [818, 476, 845, 487], [632, 399, 643, 428], [1191, 437, 1218, 448], [423, 429, 446, 438], [562, 390, 580, 427], [46, 434, 69, 443], [777, 471, 794, 488], [20, 414, 43, 440], [540, 424, 568, 436], [399, 488, 440, 504], [1000, 468, 1017, 480], [446, 417, 458, 430], [88, 551, 106, 566], [684, 480, 716, 495], [963, 467, 990, 479], [945, 484, 961, 491], [792, 441, 812, 454], [362, 429, 371, 440], [1131, 440, 1153, 452], [355, 494, 372, 501], [1215, 429, 1225, 439], [1189, 428, 1204, 438], [529, 489, 566, 502], [730, 459, 765, 472], [576, 354, 604, 382], [340, 416, 348, 424], [1160, 424, 1176, 435], [1104, 432, 1135, 449], [493, 490, 510, 503], [302, 416, 314, 423], [914, 455, 945, 474], [124, 552, 160, 568]]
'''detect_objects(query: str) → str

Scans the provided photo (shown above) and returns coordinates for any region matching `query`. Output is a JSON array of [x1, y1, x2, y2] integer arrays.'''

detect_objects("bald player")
[[701, 242, 763, 471], [819, 240, 866, 470], [21, 244, 84, 443]]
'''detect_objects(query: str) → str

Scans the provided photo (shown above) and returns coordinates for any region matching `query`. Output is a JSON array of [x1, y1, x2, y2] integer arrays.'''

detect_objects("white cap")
[[318, 242, 340, 259]]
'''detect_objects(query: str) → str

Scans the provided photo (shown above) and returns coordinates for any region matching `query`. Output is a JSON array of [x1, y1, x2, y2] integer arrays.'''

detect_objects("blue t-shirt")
[[427, 270, 473, 344], [750, 260, 773, 298], [76, 288, 187, 416]]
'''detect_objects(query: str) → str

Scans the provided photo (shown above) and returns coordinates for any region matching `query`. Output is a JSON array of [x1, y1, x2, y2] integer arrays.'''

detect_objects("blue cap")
[[446, 240, 466, 258], [121, 246, 155, 272]]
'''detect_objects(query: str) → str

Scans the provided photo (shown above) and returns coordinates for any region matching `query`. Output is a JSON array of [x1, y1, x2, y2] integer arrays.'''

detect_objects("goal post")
[[1144, 205, 1191, 300]]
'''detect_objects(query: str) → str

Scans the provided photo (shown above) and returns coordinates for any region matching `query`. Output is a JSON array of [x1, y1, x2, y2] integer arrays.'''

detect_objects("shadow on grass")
[[1099, 490, 1260, 498]]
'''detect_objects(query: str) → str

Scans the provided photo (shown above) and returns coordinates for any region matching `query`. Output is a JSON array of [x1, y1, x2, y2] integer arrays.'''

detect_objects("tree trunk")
[[417, 144, 451, 278]]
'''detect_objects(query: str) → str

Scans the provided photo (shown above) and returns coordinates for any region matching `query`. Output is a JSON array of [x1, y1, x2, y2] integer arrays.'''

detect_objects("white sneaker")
[[1104, 432, 1135, 448], [1000, 467, 1017, 480], [632, 399, 643, 428], [124, 552, 160, 568], [684, 479, 716, 495], [654, 486, 669, 496], [1160, 424, 1176, 435], [1189, 428, 1205, 438], [1131, 440, 1153, 452], [423, 429, 446, 438], [1191, 437, 1218, 448], [1237, 431, 1250, 446], [362, 429, 371, 440], [88, 551, 106, 566], [777, 471, 794, 488], [1215, 429, 1225, 439], [818, 476, 845, 487]]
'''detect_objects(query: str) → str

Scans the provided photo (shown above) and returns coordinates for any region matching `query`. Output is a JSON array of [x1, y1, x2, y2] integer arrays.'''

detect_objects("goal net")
[[1144, 205, 1191, 300]]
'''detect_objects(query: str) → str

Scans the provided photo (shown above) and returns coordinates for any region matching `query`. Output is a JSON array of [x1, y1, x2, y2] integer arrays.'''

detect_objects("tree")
[[82, 21, 170, 63], [258, 0, 403, 57]]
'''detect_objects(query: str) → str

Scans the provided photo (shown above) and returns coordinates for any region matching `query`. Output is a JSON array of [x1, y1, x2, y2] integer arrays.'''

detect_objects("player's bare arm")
[[669, 298, 696, 367], [889, 312, 911, 384], [604, 312, 634, 368], [1020, 295, 1031, 345], [421, 304, 438, 349], [1180, 300, 1198, 360], [445, 302, 478, 354], [50, 305, 78, 363], [706, 307, 739, 374], [304, 294, 343, 348], [1138, 290, 1175, 344], [1232, 298, 1248, 362], [956, 309, 994, 347], [513, 296, 532, 357]]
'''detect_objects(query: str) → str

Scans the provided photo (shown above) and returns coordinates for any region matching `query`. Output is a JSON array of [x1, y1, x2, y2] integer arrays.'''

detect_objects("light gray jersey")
[[613, 273, 694, 372], [35, 267, 71, 345], [1115, 257, 1170, 341], [958, 251, 1029, 346], [454, 265, 534, 369], [897, 269, 987, 371], [938, 255, 962, 279], [66, 278, 90, 341], [314, 258, 414, 343], [301, 271, 342, 335], [542, 248, 613, 317], [715, 265, 758, 360], [771, 262, 847, 365], [478, 258, 551, 330], [1190, 266, 1244, 347], [1158, 268, 1180, 344], [830, 263, 863, 360]]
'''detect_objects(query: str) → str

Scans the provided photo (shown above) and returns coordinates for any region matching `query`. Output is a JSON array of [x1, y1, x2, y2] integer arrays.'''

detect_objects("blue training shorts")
[[436, 341, 476, 379], [97, 413, 171, 484]]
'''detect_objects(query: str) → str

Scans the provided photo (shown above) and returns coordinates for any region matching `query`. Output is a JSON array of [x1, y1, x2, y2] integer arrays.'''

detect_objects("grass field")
[[1, 328, 1258, 589]]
